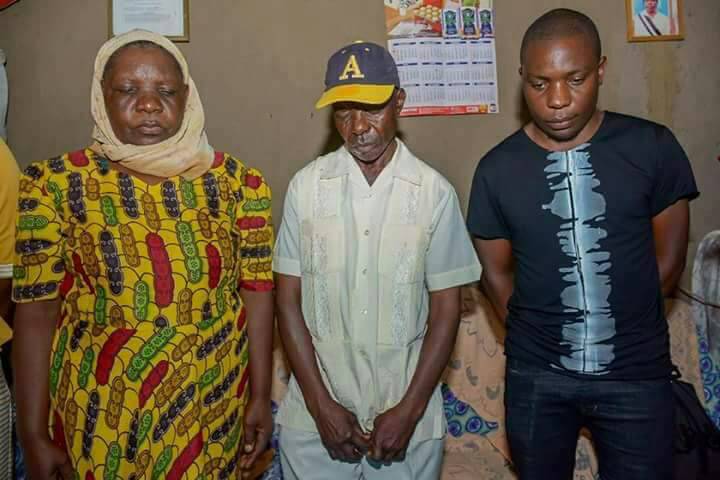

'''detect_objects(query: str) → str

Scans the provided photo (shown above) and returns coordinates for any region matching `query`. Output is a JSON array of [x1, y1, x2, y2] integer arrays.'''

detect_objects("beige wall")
[[1, 0, 718, 287]]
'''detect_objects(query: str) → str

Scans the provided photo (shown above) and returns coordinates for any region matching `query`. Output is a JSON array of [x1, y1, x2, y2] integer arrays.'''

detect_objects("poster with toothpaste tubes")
[[384, 0, 499, 116]]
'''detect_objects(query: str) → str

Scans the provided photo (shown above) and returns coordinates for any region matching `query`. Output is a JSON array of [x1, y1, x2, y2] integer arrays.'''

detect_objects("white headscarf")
[[90, 29, 213, 180]]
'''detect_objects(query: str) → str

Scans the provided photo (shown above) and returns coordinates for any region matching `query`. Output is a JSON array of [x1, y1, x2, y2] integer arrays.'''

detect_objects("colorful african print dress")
[[12, 149, 274, 480]]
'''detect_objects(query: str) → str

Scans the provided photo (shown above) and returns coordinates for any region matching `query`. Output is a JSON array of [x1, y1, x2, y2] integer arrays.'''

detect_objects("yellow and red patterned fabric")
[[13, 148, 273, 479]]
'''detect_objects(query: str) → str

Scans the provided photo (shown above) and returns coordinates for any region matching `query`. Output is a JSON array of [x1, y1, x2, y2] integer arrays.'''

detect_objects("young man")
[[274, 41, 481, 479], [467, 9, 698, 480]]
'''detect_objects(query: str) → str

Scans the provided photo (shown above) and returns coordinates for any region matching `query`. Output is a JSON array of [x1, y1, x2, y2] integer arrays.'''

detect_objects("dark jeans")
[[505, 357, 674, 480]]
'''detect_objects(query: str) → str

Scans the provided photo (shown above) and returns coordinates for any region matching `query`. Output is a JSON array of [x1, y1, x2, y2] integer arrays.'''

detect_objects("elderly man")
[[273, 41, 481, 479]]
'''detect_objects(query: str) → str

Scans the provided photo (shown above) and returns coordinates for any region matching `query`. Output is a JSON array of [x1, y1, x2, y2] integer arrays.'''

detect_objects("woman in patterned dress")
[[12, 30, 274, 480]]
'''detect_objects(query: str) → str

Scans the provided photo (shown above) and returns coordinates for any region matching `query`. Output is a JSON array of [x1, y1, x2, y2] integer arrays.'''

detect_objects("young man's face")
[[521, 34, 605, 144], [645, 0, 659, 15]]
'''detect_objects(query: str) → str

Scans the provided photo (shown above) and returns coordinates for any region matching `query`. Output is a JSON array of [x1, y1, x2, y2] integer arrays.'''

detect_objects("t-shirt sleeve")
[[12, 161, 65, 302], [466, 157, 510, 240], [0, 139, 19, 279], [272, 176, 301, 277], [651, 127, 699, 216], [425, 186, 482, 292], [235, 166, 274, 292]]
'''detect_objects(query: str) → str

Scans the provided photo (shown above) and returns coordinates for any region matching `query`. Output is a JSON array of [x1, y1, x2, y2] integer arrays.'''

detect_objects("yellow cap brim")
[[315, 84, 395, 109]]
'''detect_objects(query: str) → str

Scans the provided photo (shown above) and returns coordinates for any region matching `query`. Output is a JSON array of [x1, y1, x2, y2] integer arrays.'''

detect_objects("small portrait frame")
[[626, 0, 684, 42]]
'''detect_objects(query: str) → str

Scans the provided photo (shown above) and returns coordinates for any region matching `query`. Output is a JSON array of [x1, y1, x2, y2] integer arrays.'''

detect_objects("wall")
[[1, 0, 718, 287]]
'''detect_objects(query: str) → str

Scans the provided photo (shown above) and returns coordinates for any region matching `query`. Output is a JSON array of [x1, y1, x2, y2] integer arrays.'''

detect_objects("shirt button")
[[362, 268, 367, 275], [364, 229, 370, 236], [361, 309, 368, 315]]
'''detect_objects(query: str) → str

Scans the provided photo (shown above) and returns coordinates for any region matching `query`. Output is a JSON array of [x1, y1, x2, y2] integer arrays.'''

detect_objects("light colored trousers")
[[279, 426, 445, 480]]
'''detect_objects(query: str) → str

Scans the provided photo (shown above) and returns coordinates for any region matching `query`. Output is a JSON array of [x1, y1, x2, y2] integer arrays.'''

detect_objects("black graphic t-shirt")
[[467, 112, 699, 380]]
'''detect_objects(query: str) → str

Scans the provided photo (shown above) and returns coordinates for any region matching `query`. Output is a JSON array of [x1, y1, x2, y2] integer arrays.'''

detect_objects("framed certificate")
[[110, 0, 190, 42]]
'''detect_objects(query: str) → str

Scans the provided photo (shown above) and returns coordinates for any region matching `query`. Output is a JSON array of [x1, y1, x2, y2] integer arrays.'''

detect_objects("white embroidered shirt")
[[273, 140, 481, 441]]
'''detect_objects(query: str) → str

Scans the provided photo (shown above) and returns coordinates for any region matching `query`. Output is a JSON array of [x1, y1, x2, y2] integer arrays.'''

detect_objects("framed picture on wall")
[[626, 0, 684, 42], [109, 0, 190, 42]]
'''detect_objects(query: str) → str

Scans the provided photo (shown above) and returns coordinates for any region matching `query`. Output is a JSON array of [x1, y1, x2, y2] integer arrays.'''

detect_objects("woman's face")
[[102, 45, 188, 146]]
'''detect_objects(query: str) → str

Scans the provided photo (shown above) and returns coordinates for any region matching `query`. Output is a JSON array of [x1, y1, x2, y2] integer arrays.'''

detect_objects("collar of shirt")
[[319, 138, 423, 187]]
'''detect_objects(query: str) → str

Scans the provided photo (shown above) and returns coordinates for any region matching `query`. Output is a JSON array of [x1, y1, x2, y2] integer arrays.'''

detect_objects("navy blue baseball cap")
[[315, 41, 400, 109]]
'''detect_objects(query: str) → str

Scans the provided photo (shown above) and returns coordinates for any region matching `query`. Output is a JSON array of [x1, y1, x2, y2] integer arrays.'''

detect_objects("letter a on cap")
[[338, 55, 365, 80]]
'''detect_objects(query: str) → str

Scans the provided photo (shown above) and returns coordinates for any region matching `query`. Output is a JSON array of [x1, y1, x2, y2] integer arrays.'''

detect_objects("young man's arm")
[[276, 273, 368, 462], [648, 126, 698, 296], [652, 199, 689, 297], [474, 238, 514, 322], [466, 155, 513, 321]]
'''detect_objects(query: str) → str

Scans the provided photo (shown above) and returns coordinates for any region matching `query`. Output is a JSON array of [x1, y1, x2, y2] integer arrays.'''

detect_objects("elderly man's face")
[[645, 0, 659, 14], [333, 90, 406, 164], [102, 45, 188, 146]]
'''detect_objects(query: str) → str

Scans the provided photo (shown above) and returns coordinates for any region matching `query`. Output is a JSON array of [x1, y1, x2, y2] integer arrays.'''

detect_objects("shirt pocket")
[[378, 224, 429, 346], [299, 218, 344, 339]]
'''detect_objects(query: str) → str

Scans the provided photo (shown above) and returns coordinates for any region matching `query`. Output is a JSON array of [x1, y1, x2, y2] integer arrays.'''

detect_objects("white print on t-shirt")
[[542, 144, 615, 375]]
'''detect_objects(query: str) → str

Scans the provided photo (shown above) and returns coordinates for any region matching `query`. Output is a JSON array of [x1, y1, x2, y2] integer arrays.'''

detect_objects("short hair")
[[520, 9, 601, 64], [103, 40, 183, 81]]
